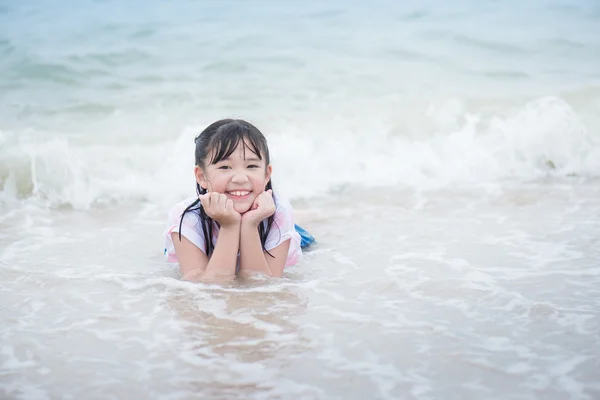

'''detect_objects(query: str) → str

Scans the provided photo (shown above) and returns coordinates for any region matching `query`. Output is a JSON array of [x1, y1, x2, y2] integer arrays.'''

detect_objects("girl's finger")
[[210, 192, 220, 209], [219, 193, 228, 209], [251, 195, 261, 209], [199, 193, 210, 208]]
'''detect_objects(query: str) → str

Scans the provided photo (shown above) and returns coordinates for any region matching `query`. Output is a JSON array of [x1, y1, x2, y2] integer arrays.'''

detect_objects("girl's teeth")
[[230, 191, 249, 196]]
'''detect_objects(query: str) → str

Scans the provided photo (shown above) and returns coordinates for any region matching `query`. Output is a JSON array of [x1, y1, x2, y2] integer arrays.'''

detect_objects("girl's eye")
[[218, 166, 231, 170], [247, 164, 260, 169]]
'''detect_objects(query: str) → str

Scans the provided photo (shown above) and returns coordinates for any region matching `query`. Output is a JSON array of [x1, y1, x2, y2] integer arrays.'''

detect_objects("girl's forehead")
[[209, 139, 263, 161]]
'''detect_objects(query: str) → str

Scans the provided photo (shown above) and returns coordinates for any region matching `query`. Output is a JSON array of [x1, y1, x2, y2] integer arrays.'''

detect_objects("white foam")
[[0, 96, 598, 210]]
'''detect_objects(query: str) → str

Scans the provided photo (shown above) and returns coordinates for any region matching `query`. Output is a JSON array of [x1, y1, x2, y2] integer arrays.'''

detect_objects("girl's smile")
[[225, 190, 252, 201]]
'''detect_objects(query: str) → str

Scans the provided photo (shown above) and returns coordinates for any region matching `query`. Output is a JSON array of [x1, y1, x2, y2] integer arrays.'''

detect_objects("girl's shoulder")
[[168, 197, 198, 216], [164, 197, 207, 260], [274, 192, 294, 212], [269, 192, 302, 265], [167, 198, 203, 230], [169, 196, 194, 212], [272, 192, 296, 226]]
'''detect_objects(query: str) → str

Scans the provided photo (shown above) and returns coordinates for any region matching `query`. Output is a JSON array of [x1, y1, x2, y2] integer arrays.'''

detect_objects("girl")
[[164, 119, 311, 282]]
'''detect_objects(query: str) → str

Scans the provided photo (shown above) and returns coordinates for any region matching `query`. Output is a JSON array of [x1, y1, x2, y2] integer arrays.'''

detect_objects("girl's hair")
[[178, 119, 276, 258]]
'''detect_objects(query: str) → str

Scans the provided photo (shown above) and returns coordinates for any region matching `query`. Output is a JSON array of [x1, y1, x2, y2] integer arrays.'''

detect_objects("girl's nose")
[[231, 171, 249, 183]]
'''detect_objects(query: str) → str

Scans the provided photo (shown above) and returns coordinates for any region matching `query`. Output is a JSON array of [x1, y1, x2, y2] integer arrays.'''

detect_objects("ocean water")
[[1, 0, 600, 399]]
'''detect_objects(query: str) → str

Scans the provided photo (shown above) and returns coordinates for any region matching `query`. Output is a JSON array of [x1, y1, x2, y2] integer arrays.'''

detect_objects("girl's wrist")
[[219, 220, 242, 231], [241, 218, 261, 229]]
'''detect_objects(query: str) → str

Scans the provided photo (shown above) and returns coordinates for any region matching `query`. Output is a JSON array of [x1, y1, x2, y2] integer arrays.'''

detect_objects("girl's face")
[[195, 140, 272, 214]]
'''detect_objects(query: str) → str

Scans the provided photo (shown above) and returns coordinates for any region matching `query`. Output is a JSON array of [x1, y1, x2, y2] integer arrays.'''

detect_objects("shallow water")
[[2, 182, 600, 399], [2, 0, 600, 399]]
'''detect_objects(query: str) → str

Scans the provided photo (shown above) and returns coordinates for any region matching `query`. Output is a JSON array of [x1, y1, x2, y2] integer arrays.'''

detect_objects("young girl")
[[164, 119, 310, 281]]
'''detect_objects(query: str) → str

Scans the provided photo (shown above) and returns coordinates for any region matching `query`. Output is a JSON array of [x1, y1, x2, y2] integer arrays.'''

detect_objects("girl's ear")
[[265, 164, 273, 183], [195, 166, 208, 190]]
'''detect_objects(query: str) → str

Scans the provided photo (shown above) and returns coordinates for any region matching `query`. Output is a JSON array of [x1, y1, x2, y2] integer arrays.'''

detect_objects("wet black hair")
[[177, 119, 275, 259]]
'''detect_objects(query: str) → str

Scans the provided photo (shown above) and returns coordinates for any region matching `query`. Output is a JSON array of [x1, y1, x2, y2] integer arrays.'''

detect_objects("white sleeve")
[[264, 195, 303, 266], [163, 200, 207, 262]]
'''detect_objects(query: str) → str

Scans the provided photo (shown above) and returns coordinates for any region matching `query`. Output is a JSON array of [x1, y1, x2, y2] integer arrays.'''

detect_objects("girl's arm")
[[238, 223, 290, 278], [173, 193, 241, 282], [238, 190, 289, 277], [171, 224, 240, 282]]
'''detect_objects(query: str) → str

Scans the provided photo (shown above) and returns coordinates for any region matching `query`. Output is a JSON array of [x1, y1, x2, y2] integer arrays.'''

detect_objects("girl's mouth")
[[226, 190, 251, 199]]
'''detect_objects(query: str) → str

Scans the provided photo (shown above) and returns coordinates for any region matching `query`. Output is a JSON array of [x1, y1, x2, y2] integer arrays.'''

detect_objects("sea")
[[1, 1, 600, 399]]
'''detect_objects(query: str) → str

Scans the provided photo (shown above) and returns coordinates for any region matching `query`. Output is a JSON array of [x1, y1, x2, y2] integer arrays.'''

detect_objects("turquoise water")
[[2, 1, 599, 134], [1, 2, 600, 399]]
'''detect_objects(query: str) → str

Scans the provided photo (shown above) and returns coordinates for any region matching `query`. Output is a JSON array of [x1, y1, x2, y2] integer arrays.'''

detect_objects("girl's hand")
[[200, 192, 241, 227], [242, 190, 276, 227]]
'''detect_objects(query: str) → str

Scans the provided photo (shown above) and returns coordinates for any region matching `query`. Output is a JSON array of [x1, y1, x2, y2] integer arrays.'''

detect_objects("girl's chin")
[[234, 205, 252, 214], [230, 197, 255, 214]]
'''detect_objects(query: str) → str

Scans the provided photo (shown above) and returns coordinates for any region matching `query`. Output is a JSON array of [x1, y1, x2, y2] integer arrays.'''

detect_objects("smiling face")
[[195, 140, 272, 214]]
